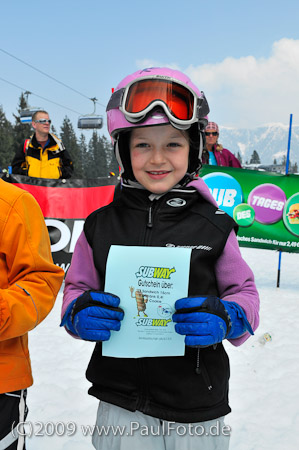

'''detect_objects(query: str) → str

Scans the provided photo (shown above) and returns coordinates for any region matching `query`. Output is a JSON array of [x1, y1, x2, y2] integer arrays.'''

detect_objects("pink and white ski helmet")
[[106, 67, 209, 180]]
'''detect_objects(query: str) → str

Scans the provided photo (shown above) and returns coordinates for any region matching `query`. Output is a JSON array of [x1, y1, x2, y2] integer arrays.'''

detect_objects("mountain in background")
[[219, 123, 299, 166]]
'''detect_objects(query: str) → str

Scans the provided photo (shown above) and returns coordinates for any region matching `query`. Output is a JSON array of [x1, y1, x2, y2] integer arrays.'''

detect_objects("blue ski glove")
[[172, 295, 253, 347], [60, 290, 124, 341]]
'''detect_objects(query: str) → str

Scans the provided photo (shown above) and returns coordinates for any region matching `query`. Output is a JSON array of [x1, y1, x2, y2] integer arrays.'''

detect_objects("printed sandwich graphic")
[[287, 203, 299, 224]]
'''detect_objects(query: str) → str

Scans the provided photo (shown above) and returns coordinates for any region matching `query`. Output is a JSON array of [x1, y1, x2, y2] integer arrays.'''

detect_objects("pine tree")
[[86, 132, 97, 178], [51, 124, 58, 136], [237, 151, 242, 165], [281, 154, 287, 166], [60, 116, 82, 178], [101, 135, 118, 175], [12, 93, 32, 157], [0, 106, 14, 170], [250, 150, 261, 164], [273, 158, 277, 165], [78, 133, 88, 177], [86, 132, 108, 178], [96, 134, 109, 177]]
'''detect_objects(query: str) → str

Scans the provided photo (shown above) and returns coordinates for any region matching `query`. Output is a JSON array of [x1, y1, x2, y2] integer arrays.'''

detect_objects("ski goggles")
[[106, 76, 209, 127]]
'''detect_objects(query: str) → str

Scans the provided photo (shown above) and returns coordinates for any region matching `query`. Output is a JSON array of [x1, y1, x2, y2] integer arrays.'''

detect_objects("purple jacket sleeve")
[[188, 178, 259, 346], [61, 232, 100, 320], [215, 147, 242, 168], [215, 229, 260, 346]]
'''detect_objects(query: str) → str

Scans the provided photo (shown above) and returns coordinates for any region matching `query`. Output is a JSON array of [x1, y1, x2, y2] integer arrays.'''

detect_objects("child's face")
[[130, 125, 189, 194]]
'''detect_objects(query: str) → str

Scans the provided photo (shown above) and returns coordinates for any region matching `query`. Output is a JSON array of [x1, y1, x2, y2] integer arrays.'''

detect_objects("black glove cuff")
[[71, 290, 124, 324], [174, 296, 232, 338]]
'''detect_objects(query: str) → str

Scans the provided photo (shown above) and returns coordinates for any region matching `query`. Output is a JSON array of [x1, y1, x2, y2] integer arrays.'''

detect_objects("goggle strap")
[[196, 94, 210, 119], [106, 88, 125, 112], [199, 130, 204, 159]]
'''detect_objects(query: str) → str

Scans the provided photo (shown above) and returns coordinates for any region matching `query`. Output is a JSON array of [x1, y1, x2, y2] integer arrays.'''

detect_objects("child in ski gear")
[[61, 67, 259, 450], [202, 121, 242, 167], [12, 110, 73, 179], [0, 179, 64, 449]]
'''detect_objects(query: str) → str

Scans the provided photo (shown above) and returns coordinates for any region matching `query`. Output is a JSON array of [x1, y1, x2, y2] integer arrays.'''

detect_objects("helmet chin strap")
[[114, 140, 125, 176]]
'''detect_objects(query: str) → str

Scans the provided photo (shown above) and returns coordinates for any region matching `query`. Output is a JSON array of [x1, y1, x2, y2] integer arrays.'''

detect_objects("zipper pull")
[[195, 348, 201, 374], [147, 205, 153, 228], [195, 347, 213, 390]]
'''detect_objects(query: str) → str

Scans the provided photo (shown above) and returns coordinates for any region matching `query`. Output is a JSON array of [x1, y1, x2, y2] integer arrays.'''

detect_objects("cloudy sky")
[[1, 0, 299, 135]]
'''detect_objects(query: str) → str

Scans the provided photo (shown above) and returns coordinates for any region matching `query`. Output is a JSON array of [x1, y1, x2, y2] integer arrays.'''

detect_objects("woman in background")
[[202, 122, 242, 167]]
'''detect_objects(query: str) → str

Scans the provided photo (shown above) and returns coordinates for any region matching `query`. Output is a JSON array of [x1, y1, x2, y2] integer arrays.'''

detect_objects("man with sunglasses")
[[202, 122, 242, 168], [12, 110, 73, 179]]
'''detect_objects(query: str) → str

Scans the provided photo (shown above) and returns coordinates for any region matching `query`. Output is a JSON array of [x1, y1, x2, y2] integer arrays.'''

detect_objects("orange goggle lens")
[[124, 79, 195, 120]]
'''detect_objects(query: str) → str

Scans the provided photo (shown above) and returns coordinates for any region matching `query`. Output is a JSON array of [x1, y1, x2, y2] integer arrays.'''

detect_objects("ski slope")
[[26, 248, 299, 450]]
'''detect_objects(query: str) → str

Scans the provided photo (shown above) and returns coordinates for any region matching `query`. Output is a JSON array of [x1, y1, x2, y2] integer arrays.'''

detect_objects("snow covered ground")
[[26, 248, 299, 449]]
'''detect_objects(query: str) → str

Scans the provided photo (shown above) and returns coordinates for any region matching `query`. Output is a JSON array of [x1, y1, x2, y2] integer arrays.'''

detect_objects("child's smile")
[[130, 125, 189, 194]]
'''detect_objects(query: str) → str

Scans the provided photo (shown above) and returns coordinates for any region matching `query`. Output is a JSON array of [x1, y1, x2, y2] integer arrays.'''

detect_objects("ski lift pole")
[[277, 113, 293, 288], [24, 90, 31, 105], [90, 97, 97, 114], [285, 113, 293, 176], [276, 250, 282, 288]]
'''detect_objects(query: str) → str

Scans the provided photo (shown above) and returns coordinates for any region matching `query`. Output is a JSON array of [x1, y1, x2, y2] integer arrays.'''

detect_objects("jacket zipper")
[[195, 348, 213, 391], [144, 199, 159, 242], [147, 205, 153, 228], [136, 198, 159, 410], [16, 284, 39, 329]]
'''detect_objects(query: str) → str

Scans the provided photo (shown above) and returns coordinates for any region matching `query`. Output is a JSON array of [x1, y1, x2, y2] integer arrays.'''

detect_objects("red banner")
[[7, 174, 117, 219], [2, 174, 118, 273]]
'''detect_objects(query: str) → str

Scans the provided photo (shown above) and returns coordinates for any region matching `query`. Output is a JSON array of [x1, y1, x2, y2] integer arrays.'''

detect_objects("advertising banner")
[[200, 166, 299, 253], [2, 166, 299, 276]]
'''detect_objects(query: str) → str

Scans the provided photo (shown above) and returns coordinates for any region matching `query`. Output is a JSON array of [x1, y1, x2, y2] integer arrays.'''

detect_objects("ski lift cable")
[[0, 76, 83, 115], [0, 47, 106, 108]]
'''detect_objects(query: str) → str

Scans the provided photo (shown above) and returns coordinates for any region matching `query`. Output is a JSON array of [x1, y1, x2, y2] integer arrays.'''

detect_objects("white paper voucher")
[[102, 245, 191, 358]]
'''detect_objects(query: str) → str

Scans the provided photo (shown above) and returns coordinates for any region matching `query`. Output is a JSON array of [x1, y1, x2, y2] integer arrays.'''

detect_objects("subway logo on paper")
[[136, 318, 172, 327], [135, 266, 176, 279]]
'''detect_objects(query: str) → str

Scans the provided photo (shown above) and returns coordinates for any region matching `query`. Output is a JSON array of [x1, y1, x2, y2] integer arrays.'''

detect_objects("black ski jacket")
[[83, 185, 237, 422]]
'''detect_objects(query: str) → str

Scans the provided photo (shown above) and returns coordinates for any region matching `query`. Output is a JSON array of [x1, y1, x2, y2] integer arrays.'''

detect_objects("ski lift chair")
[[19, 91, 42, 124], [78, 97, 103, 129], [20, 108, 42, 124], [77, 115, 103, 129]]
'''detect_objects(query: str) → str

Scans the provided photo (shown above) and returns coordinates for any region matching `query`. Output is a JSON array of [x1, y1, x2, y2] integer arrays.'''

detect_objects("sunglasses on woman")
[[205, 131, 218, 136]]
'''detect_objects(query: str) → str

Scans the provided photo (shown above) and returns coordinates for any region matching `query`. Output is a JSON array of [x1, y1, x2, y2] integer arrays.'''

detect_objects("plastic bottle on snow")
[[258, 332, 272, 345]]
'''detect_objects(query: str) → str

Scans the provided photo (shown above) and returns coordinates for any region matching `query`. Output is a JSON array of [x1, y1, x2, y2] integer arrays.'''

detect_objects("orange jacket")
[[0, 179, 64, 393]]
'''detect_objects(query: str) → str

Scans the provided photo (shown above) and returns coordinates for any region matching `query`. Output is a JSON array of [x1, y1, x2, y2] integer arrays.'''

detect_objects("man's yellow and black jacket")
[[12, 133, 73, 179]]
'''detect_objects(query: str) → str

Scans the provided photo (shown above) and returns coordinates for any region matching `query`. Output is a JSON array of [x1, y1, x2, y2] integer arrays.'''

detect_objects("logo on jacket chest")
[[166, 198, 187, 207], [165, 243, 212, 251]]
